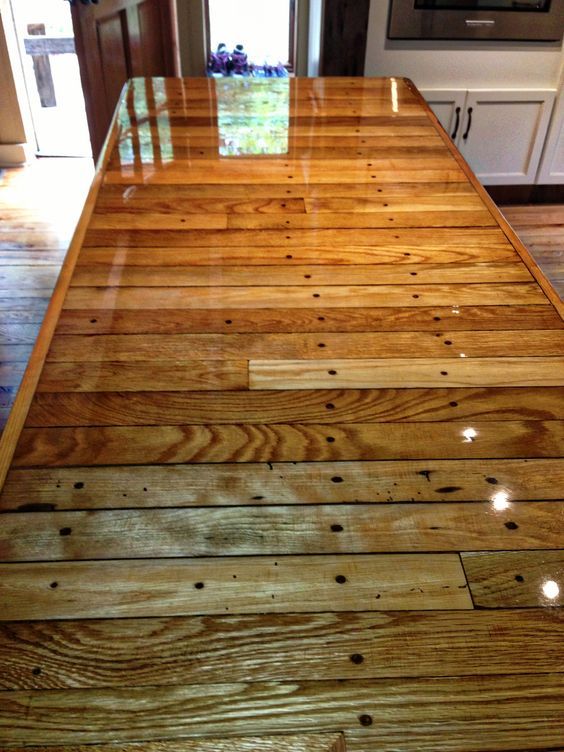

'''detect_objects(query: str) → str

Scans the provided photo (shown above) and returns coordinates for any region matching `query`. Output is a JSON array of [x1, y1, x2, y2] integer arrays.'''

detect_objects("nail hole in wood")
[[335, 574, 347, 583], [59, 527, 72, 537]]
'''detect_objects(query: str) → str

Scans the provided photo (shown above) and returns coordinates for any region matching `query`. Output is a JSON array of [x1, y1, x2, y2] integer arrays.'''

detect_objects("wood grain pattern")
[[0, 554, 471, 620], [54, 305, 564, 334], [0, 736, 347, 752], [62, 283, 548, 310], [36, 361, 248, 392], [0, 610, 560, 690], [44, 330, 564, 363], [2, 503, 561, 561], [1, 76, 563, 751], [13, 421, 564, 467], [23, 387, 564, 426], [249, 358, 564, 389], [462, 550, 564, 607], [0, 675, 562, 749], [3, 458, 564, 511], [70, 261, 532, 287]]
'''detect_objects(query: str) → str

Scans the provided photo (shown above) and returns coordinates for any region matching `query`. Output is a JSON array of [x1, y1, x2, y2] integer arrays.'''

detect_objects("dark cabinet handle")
[[451, 106, 461, 140], [462, 107, 473, 140]]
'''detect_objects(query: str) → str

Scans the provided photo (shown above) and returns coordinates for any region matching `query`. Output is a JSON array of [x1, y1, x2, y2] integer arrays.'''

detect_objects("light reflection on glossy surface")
[[462, 427, 478, 443], [491, 491, 511, 511], [217, 78, 289, 156], [542, 580, 560, 599]]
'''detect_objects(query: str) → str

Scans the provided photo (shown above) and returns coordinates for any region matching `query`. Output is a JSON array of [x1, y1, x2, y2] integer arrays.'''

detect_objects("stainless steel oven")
[[388, 0, 564, 41]]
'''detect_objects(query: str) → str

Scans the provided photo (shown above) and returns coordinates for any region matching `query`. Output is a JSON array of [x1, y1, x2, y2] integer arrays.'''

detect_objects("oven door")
[[388, 0, 564, 41]]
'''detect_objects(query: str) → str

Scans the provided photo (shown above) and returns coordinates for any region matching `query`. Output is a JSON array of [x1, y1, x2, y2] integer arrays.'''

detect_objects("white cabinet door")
[[420, 89, 467, 140], [536, 86, 564, 184], [457, 90, 555, 185]]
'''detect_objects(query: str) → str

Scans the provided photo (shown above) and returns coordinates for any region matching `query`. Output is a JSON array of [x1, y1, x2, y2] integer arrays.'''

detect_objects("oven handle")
[[451, 106, 461, 140], [462, 107, 473, 140]]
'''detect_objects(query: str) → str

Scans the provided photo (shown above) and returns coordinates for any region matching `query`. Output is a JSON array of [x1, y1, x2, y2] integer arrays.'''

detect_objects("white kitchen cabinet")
[[421, 88, 556, 185], [536, 85, 564, 184], [422, 89, 467, 140]]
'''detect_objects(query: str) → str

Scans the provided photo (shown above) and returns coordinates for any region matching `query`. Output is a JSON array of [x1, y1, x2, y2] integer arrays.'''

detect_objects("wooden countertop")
[[0, 77, 563, 751]]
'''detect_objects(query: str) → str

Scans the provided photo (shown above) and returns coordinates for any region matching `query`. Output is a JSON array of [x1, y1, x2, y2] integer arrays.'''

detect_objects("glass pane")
[[414, 0, 551, 10], [11, 0, 91, 156], [208, 0, 292, 66]]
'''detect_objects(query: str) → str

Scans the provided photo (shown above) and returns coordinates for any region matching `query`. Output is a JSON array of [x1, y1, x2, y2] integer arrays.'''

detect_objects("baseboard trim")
[[486, 184, 564, 204]]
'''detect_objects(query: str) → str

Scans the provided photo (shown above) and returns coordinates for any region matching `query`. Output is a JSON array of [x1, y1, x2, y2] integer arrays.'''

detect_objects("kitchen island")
[[0, 76, 563, 751]]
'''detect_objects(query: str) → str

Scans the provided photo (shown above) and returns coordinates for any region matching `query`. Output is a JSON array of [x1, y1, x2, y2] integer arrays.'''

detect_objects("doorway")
[[9, 0, 91, 157]]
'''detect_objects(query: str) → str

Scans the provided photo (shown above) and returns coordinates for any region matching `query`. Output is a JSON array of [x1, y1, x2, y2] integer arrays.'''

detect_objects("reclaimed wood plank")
[[3, 458, 564, 511], [54, 306, 564, 335], [0, 675, 562, 748], [43, 331, 564, 363], [61, 284, 548, 310], [462, 550, 564, 608], [0, 554, 471, 620], [24, 387, 564, 427], [249, 358, 564, 389], [0, 737, 346, 752], [36, 362, 248, 393], [0, 610, 561, 690], [1, 503, 561, 561], [70, 262, 532, 287], [12, 421, 564, 467]]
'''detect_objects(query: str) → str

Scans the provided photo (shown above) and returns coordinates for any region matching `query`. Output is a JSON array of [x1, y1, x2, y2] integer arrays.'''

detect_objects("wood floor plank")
[[0, 737, 346, 752], [70, 262, 532, 287], [249, 357, 564, 389], [103, 163, 464, 186], [81, 227, 514, 255], [95, 180, 478, 200], [3, 458, 564, 511], [0, 675, 562, 749], [1, 503, 561, 561], [12, 421, 564, 467], [24, 387, 564, 427], [0, 609, 561, 690], [54, 305, 564, 335], [62, 283, 548, 310], [44, 331, 564, 363], [92, 210, 497, 232], [0, 554, 471, 620], [36, 362, 248, 393], [462, 550, 564, 607], [225, 210, 496, 230]]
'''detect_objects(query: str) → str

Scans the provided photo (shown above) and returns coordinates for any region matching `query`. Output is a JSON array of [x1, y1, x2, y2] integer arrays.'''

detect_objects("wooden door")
[[70, 0, 180, 160], [320, 0, 371, 76]]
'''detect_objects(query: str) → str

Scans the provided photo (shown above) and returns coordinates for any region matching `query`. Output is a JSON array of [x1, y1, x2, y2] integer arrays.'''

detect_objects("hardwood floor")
[[0, 158, 93, 429], [502, 204, 564, 298]]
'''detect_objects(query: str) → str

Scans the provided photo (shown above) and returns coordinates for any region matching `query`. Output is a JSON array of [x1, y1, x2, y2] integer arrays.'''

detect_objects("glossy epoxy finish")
[[0, 77, 563, 750]]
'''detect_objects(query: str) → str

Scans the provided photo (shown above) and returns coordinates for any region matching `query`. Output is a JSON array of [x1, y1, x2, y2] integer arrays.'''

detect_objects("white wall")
[[364, 1, 563, 89]]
